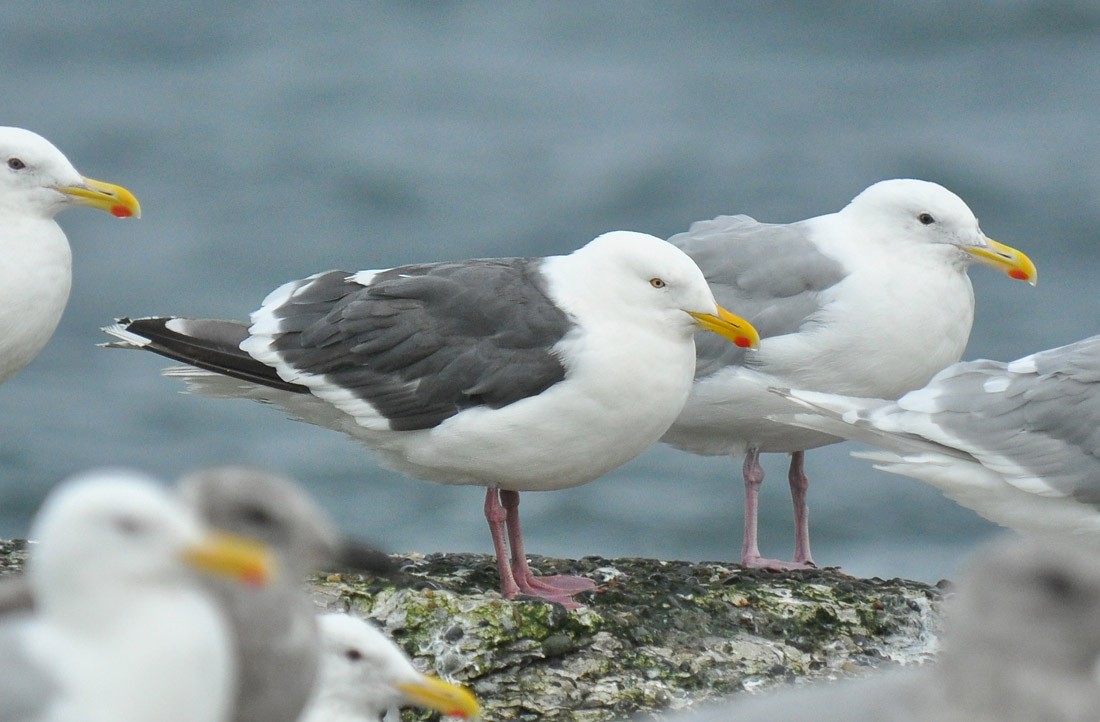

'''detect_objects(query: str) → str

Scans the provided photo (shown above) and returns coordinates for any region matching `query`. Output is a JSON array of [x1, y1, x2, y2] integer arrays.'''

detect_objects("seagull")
[[660, 179, 1036, 569], [0, 469, 273, 722], [0, 466, 396, 722], [102, 230, 760, 607], [0, 127, 139, 384], [177, 466, 396, 722], [299, 613, 479, 722], [772, 333, 1100, 537], [658, 536, 1100, 722]]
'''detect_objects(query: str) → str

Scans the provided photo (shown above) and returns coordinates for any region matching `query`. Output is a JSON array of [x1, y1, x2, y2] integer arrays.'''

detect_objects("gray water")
[[1, 2, 1098, 582]]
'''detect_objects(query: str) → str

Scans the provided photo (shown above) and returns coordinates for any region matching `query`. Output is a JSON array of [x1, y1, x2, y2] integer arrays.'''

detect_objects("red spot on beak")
[[735, 337, 752, 348], [1008, 268, 1030, 281], [241, 570, 267, 588], [110, 205, 133, 218]]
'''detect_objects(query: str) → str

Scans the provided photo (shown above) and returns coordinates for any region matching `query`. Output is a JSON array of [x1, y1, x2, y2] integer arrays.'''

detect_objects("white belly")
[[0, 218, 71, 382]]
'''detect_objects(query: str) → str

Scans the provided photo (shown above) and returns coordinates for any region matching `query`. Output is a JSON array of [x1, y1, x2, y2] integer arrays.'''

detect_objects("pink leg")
[[484, 488, 521, 599], [500, 490, 596, 606], [787, 451, 816, 567], [740, 449, 765, 564], [739, 449, 815, 571]]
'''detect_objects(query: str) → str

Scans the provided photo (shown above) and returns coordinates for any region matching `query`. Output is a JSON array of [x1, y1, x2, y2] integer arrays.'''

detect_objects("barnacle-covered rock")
[[0, 542, 944, 720], [312, 552, 946, 720]]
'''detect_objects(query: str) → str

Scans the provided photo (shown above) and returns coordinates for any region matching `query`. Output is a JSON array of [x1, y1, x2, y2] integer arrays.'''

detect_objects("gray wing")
[[267, 258, 573, 431], [669, 215, 846, 376], [0, 617, 59, 722], [900, 335, 1100, 503]]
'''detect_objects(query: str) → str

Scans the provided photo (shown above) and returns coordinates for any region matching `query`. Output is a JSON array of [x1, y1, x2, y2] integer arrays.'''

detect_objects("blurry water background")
[[1, 2, 1098, 582]]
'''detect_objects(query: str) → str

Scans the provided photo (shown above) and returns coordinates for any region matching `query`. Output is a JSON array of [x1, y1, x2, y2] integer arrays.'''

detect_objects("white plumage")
[[0, 127, 139, 383], [662, 179, 1036, 569]]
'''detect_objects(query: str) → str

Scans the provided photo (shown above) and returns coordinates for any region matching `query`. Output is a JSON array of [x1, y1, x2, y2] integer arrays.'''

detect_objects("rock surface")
[[0, 542, 946, 720]]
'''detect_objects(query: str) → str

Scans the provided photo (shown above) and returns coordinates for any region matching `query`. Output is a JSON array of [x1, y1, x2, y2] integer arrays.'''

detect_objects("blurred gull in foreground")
[[0, 470, 273, 722], [659, 536, 1100, 722], [178, 466, 396, 722], [104, 230, 759, 607], [300, 613, 479, 722], [661, 179, 1036, 569], [0, 466, 394, 722]]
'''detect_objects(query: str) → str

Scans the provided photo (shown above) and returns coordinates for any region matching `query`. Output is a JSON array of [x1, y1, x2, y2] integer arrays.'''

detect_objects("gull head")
[[568, 230, 759, 349], [178, 465, 393, 579], [178, 465, 343, 577], [947, 537, 1100, 681], [0, 126, 140, 219], [845, 178, 1035, 285], [310, 613, 480, 720]]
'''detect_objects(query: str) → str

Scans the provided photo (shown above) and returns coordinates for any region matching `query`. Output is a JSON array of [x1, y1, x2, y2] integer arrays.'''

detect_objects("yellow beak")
[[182, 531, 276, 588], [59, 176, 141, 219], [689, 304, 761, 349], [395, 675, 481, 719], [965, 238, 1037, 286]]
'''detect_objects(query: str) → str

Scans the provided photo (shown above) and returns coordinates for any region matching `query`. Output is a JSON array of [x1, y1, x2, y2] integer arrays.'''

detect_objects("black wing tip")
[[101, 315, 312, 395]]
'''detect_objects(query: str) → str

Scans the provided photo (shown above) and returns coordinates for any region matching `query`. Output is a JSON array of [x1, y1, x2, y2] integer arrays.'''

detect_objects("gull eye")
[[238, 503, 274, 528], [113, 515, 145, 536], [345, 648, 364, 662], [918, 212, 935, 225], [1037, 569, 1076, 601], [7, 158, 26, 171], [649, 278, 666, 289]]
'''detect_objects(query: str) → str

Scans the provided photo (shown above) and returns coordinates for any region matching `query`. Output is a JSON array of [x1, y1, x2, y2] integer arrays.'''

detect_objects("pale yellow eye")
[[649, 278, 666, 289]]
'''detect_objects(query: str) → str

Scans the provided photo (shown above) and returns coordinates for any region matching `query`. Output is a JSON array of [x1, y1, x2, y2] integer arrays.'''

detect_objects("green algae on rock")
[[309, 552, 946, 721], [0, 539, 28, 575]]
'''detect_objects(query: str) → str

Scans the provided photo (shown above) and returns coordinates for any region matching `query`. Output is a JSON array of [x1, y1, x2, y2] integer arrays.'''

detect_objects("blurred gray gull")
[[102, 230, 760, 606], [0, 127, 139, 384], [0, 469, 274, 722], [658, 536, 1100, 722], [300, 613, 479, 722], [177, 466, 395, 722], [661, 179, 1036, 569], [773, 334, 1100, 537]]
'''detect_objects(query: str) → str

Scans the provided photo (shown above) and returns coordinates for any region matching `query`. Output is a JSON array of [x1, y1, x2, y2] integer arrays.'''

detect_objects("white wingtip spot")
[[258, 278, 303, 309], [982, 376, 1011, 393], [898, 387, 942, 413], [100, 323, 151, 348], [164, 318, 192, 335], [239, 335, 268, 357], [1006, 356, 1038, 374], [349, 270, 380, 286]]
